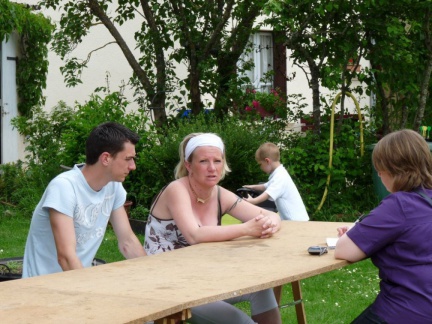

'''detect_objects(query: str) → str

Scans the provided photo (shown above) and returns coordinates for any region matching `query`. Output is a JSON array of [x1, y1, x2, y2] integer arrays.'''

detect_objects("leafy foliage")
[[0, 0, 53, 116], [3, 88, 377, 222], [242, 88, 288, 119], [265, 0, 432, 134], [59, 91, 151, 168], [282, 117, 378, 220], [4, 91, 287, 218], [0, 160, 51, 217], [11, 103, 76, 203], [0, 161, 25, 203]]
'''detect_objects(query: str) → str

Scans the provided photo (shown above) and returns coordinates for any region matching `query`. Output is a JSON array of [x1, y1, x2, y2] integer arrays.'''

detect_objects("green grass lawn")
[[0, 211, 377, 323]]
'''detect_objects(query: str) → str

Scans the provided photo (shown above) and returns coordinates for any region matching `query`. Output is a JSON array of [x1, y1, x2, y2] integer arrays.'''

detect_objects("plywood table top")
[[0, 221, 351, 323]]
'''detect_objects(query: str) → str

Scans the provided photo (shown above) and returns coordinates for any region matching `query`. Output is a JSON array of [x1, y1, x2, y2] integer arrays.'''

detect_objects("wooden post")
[[154, 309, 192, 324], [292, 280, 307, 324]]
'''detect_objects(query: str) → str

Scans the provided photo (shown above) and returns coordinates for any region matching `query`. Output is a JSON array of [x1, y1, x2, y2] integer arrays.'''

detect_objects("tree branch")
[[82, 41, 116, 65], [87, 0, 153, 91]]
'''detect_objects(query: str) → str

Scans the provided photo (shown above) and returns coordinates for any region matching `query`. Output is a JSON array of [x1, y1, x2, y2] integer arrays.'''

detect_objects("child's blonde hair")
[[255, 142, 280, 162]]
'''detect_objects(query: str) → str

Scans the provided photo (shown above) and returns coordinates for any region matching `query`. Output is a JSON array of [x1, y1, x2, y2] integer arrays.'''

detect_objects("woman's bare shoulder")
[[165, 178, 188, 195]]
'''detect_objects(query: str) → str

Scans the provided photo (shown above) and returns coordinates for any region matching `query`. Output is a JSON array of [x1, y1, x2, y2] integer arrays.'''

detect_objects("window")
[[239, 32, 273, 93]]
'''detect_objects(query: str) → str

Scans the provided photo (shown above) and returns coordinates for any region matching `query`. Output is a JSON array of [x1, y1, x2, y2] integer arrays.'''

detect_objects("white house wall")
[[1, 31, 24, 163]]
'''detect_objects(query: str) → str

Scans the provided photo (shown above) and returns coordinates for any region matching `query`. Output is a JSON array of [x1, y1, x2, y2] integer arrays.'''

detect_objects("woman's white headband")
[[185, 134, 224, 161]]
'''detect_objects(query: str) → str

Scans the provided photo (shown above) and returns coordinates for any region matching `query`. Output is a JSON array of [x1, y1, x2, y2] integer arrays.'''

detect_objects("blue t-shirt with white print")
[[22, 164, 126, 277]]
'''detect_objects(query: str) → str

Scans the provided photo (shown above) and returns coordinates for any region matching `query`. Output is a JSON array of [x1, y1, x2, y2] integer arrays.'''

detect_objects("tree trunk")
[[373, 69, 390, 136], [214, 54, 236, 117], [414, 8, 432, 131], [309, 65, 321, 134], [150, 93, 167, 128], [88, 0, 168, 125], [189, 57, 203, 115], [414, 55, 432, 130]]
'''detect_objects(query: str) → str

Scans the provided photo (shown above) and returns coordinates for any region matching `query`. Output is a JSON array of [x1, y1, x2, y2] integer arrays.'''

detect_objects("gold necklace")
[[189, 179, 213, 204]]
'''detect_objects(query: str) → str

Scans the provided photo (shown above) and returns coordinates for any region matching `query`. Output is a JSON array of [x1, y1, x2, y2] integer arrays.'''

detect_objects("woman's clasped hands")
[[243, 211, 278, 238]]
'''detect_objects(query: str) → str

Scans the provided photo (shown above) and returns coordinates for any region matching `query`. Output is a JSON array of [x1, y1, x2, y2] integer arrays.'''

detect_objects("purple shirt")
[[347, 190, 432, 323]]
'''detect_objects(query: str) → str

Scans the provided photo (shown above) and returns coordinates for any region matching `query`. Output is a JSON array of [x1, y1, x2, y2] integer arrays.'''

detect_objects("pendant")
[[196, 197, 205, 204]]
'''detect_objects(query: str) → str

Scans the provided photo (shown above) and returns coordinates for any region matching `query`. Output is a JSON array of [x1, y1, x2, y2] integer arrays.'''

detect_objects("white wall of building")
[[1, 32, 23, 163]]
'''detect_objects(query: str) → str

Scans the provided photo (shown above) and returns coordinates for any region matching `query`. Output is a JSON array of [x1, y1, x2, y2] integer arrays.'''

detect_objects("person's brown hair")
[[373, 129, 432, 192], [174, 133, 231, 179], [85, 122, 140, 165], [255, 142, 280, 162]]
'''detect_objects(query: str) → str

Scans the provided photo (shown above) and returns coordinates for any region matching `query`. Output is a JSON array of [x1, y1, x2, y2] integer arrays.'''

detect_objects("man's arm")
[[110, 206, 147, 258], [49, 209, 84, 271]]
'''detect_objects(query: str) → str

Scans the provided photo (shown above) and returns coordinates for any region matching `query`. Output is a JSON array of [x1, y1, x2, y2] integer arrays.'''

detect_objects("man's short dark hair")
[[85, 122, 140, 165]]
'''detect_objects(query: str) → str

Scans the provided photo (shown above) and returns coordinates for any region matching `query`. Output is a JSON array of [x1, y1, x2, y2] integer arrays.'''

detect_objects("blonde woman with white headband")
[[144, 132, 282, 324]]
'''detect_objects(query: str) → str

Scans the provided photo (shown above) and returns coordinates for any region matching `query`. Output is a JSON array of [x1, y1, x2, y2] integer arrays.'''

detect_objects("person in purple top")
[[335, 129, 432, 324]]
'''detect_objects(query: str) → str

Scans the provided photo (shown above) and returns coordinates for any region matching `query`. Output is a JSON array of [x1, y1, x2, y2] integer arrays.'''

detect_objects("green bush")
[[12, 103, 75, 184], [0, 161, 51, 217], [0, 162, 25, 203], [281, 119, 378, 221], [59, 92, 151, 168], [3, 90, 378, 222]]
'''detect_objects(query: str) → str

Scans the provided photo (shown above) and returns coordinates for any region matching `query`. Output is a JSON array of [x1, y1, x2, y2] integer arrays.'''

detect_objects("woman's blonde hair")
[[373, 129, 432, 192], [174, 133, 231, 179]]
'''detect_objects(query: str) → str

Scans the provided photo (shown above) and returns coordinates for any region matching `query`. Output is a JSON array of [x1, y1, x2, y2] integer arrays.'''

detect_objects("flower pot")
[[124, 200, 133, 217], [129, 218, 147, 235]]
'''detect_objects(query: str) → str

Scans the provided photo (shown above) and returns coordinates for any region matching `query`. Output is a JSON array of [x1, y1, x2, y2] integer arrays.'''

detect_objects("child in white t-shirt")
[[243, 142, 309, 221]]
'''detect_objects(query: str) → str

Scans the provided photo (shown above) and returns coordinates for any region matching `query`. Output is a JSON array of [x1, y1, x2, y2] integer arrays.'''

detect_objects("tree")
[[358, 0, 432, 134], [413, 4, 432, 131], [266, 0, 432, 136], [41, 0, 267, 126], [265, 0, 364, 134]]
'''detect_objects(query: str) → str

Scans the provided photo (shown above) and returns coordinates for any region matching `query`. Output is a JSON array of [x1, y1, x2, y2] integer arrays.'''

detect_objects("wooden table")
[[0, 221, 350, 323]]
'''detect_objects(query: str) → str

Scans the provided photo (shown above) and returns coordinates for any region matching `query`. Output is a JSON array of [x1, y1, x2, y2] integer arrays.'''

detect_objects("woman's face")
[[186, 146, 223, 186], [378, 170, 394, 193]]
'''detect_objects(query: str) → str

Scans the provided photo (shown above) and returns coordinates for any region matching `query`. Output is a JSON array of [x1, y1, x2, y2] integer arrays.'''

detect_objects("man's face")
[[109, 141, 137, 182]]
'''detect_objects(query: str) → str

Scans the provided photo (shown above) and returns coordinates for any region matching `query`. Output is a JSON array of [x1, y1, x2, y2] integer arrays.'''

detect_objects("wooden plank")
[[292, 280, 307, 324], [0, 221, 350, 323]]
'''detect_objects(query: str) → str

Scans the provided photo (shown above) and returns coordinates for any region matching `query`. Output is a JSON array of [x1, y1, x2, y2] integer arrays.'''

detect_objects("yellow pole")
[[315, 91, 364, 213]]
